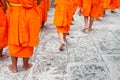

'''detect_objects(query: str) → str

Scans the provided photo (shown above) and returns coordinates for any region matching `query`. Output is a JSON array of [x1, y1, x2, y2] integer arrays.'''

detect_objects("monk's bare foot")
[[59, 44, 65, 51], [88, 28, 93, 31], [8, 64, 18, 73], [0, 54, 9, 60], [22, 63, 33, 71], [82, 27, 88, 32]]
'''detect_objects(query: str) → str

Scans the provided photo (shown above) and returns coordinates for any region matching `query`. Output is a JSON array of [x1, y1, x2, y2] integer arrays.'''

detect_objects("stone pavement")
[[0, 8, 120, 80]]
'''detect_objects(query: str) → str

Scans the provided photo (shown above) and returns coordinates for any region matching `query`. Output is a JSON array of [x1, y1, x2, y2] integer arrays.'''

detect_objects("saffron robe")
[[53, 0, 76, 33], [0, 1, 8, 49], [7, 0, 41, 57], [81, 0, 103, 18]]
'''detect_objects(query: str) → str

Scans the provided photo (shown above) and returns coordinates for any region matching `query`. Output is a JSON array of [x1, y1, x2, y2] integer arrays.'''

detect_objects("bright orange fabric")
[[47, 0, 51, 9], [0, 2, 8, 49], [78, 0, 83, 8], [109, 0, 120, 9], [54, 0, 75, 33], [54, 0, 68, 27], [72, 0, 79, 14], [81, 0, 103, 18], [56, 26, 69, 33], [7, 0, 41, 57], [38, 0, 48, 22], [8, 44, 33, 58], [103, 0, 111, 9], [103, 0, 120, 9]]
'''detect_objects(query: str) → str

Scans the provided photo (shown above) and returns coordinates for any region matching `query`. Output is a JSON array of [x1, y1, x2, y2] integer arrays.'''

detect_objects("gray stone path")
[[0, 8, 120, 80]]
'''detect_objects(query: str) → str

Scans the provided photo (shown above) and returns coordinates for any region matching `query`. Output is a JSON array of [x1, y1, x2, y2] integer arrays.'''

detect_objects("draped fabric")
[[7, 0, 41, 57], [81, 0, 103, 18], [0, 1, 8, 49], [47, 0, 51, 9], [53, 0, 76, 33], [38, 0, 48, 22], [103, 0, 120, 9], [109, 0, 120, 9]]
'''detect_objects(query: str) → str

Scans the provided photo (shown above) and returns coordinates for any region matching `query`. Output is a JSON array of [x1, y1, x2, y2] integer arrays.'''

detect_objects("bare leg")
[[59, 33, 65, 44], [103, 10, 105, 17], [82, 16, 89, 32], [59, 33, 65, 51], [22, 58, 33, 71], [8, 56, 18, 73], [84, 16, 89, 27], [71, 16, 74, 25], [88, 17, 94, 31], [63, 33, 67, 42], [0, 48, 8, 60], [0, 49, 2, 55], [79, 8, 82, 16]]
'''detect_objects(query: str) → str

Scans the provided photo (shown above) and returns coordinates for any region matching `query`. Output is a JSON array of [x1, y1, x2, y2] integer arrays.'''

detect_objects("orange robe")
[[103, 0, 120, 9], [81, 0, 103, 18], [72, 0, 79, 14], [53, 0, 75, 33], [38, 0, 48, 22], [47, 0, 51, 9], [78, 0, 83, 8], [7, 0, 41, 58], [103, 0, 111, 9], [109, 0, 120, 9], [0, 1, 8, 49]]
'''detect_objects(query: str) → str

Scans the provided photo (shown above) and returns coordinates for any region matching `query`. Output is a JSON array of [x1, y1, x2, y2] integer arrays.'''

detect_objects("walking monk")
[[81, 0, 103, 32], [0, 0, 8, 60], [6, 0, 41, 72], [54, 0, 75, 51]]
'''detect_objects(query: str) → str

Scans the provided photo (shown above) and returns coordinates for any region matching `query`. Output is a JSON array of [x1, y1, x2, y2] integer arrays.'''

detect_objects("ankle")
[[11, 64, 17, 69]]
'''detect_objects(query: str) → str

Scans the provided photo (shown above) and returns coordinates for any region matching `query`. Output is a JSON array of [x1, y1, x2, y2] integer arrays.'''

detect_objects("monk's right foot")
[[82, 27, 88, 32], [59, 44, 65, 51], [0, 54, 9, 60], [8, 64, 18, 73], [22, 63, 33, 71], [88, 28, 93, 31]]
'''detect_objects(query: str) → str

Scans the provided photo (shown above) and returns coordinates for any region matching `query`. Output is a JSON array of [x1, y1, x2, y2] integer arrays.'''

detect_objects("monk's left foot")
[[0, 54, 9, 60], [59, 44, 65, 51], [88, 28, 93, 31], [22, 63, 33, 71], [82, 27, 88, 32], [8, 64, 18, 73]]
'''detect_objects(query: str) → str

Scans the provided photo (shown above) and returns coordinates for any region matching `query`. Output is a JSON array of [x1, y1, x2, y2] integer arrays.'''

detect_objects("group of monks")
[[53, 0, 120, 51], [0, 0, 50, 73], [0, 0, 120, 73]]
